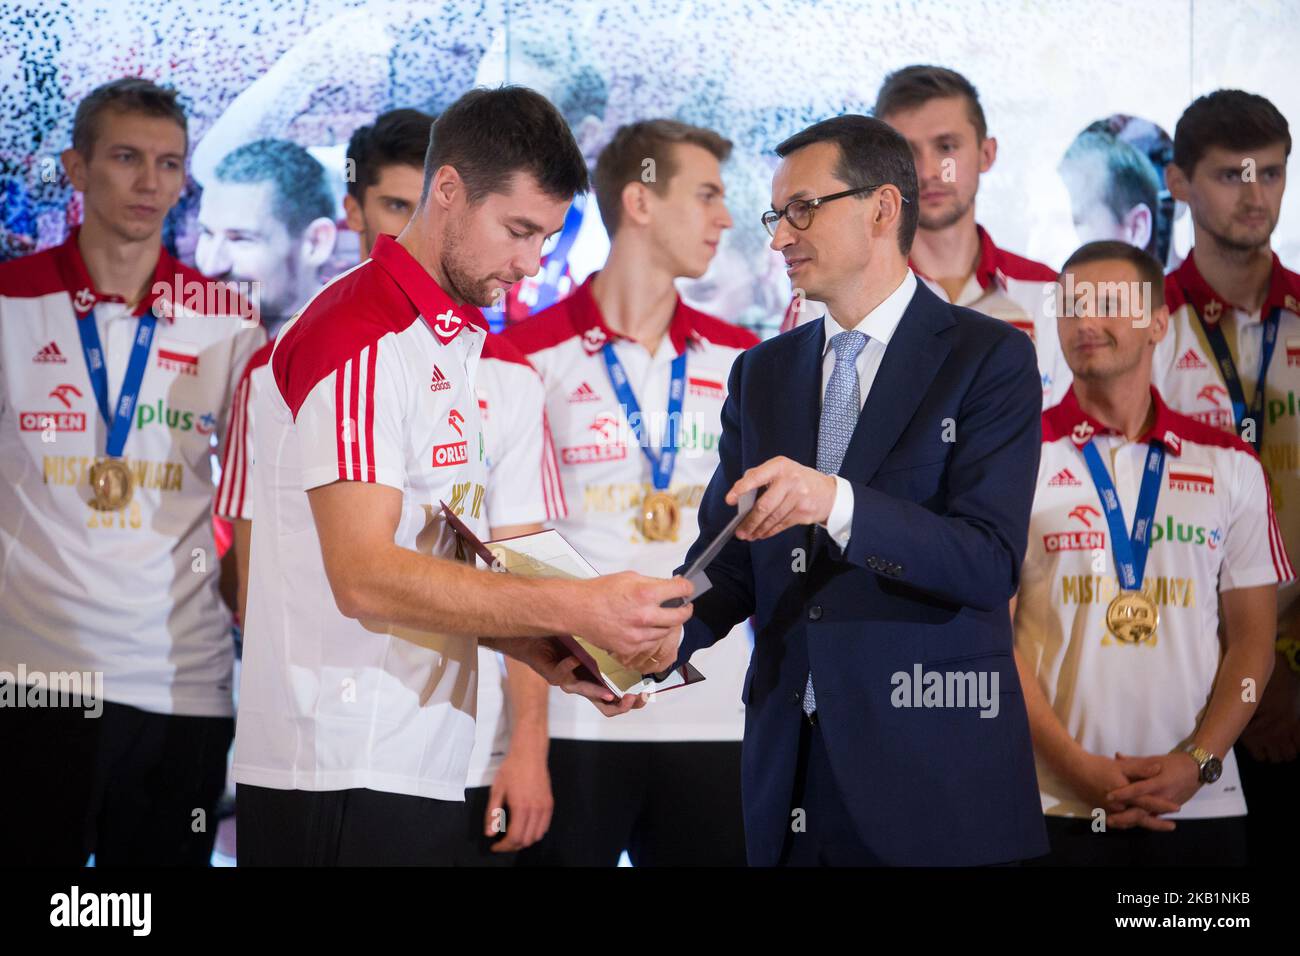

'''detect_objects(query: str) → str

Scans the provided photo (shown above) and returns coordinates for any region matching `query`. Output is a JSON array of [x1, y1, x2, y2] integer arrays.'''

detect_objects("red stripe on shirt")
[[364, 343, 378, 482], [335, 362, 349, 480], [541, 408, 567, 519], [350, 351, 362, 481]]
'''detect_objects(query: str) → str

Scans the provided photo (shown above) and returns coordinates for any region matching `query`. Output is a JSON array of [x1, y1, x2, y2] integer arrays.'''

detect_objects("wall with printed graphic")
[[3, 0, 1298, 337]]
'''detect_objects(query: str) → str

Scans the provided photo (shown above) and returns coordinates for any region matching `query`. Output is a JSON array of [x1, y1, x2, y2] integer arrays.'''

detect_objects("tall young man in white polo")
[[1015, 241, 1287, 865], [875, 65, 1070, 407], [231, 87, 693, 866], [0, 78, 265, 865], [505, 119, 758, 866], [1151, 90, 1300, 867]]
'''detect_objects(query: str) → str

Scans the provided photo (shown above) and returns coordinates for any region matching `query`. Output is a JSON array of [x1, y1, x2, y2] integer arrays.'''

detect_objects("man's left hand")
[[1105, 750, 1202, 813], [728, 456, 837, 542]]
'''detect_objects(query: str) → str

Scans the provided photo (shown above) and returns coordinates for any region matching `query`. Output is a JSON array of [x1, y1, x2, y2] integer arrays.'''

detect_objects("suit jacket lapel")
[[769, 318, 825, 468], [838, 281, 953, 485]]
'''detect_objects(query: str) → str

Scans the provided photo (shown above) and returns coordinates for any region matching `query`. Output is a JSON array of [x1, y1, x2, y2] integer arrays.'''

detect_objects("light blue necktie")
[[804, 329, 867, 715]]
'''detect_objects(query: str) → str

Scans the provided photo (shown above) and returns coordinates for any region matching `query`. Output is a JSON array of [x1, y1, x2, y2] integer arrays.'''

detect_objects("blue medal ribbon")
[[1195, 303, 1280, 452], [600, 343, 686, 491], [73, 308, 157, 458], [1079, 438, 1166, 591]]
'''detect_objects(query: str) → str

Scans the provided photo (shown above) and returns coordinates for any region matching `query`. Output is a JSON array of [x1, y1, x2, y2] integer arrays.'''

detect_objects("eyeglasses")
[[760, 184, 910, 238]]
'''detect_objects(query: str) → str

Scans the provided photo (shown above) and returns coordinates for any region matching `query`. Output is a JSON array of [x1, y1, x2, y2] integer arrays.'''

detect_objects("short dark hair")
[[874, 65, 987, 141], [774, 115, 919, 255], [421, 86, 588, 205], [1173, 89, 1291, 175], [1060, 239, 1165, 309], [212, 138, 334, 236], [72, 77, 188, 158], [1061, 129, 1161, 258], [594, 119, 732, 235], [346, 108, 435, 201]]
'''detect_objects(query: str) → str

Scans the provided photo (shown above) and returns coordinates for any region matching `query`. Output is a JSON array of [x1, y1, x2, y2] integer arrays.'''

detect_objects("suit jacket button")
[[808, 605, 823, 621], [791, 691, 802, 704], [894, 564, 903, 575], [867, 557, 879, 569]]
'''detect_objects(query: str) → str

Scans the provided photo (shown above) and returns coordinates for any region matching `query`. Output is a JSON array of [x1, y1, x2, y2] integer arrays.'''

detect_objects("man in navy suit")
[[667, 115, 1049, 866]]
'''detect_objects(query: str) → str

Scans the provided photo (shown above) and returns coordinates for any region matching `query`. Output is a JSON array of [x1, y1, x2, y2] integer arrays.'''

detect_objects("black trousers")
[[517, 739, 747, 867], [456, 785, 518, 867], [0, 685, 232, 866], [1234, 743, 1299, 867], [1029, 814, 1248, 866], [778, 715, 883, 866], [236, 783, 471, 866]]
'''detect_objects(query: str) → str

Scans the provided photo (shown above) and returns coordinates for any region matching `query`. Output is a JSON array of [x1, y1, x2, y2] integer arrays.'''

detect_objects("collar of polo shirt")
[[564, 271, 702, 356], [1046, 384, 1186, 456], [51, 225, 177, 323], [1171, 247, 1300, 324], [369, 233, 486, 344]]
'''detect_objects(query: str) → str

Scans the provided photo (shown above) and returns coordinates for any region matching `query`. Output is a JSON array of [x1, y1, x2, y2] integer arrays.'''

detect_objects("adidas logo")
[[33, 341, 67, 364], [568, 382, 600, 403], [1048, 468, 1082, 487], [430, 365, 452, 392], [1176, 349, 1208, 370]]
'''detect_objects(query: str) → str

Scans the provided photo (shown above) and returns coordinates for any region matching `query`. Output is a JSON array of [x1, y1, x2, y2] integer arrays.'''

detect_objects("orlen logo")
[[561, 444, 627, 465], [1042, 505, 1105, 552], [19, 411, 86, 432], [1044, 529, 1104, 552], [1197, 383, 1228, 408], [49, 384, 83, 409], [1069, 504, 1100, 528], [589, 414, 620, 442], [432, 440, 468, 468]]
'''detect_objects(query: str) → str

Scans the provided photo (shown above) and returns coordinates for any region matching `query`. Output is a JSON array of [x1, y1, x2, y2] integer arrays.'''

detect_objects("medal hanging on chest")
[[600, 344, 686, 542], [1079, 437, 1166, 645], [74, 301, 158, 511]]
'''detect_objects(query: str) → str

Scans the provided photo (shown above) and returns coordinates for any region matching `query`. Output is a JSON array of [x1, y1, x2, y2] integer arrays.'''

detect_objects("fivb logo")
[[50, 886, 151, 936]]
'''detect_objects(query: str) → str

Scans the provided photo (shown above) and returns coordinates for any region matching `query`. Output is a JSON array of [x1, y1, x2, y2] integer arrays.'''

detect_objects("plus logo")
[[72, 288, 96, 314], [48, 384, 83, 409], [1070, 421, 1095, 445], [1069, 505, 1100, 528]]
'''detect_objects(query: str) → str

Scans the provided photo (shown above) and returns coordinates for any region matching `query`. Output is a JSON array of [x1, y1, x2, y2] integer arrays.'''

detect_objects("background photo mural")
[[3, 0, 1297, 338]]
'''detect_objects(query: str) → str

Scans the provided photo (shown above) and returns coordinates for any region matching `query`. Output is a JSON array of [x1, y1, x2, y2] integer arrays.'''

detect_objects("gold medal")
[[89, 457, 134, 511], [1106, 590, 1158, 644], [640, 490, 680, 542]]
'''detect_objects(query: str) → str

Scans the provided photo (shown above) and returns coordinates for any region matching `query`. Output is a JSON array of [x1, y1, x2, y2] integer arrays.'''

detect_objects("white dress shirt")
[[820, 269, 917, 547]]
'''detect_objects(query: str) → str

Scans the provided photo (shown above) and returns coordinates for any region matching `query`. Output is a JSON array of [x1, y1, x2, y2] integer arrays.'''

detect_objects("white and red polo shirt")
[[1014, 386, 1292, 819], [231, 234, 492, 801], [465, 331, 565, 790], [1153, 249, 1300, 612], [214, 338, 272, 521], [502, 273, 758, 743], [0, 227, 264, 716]]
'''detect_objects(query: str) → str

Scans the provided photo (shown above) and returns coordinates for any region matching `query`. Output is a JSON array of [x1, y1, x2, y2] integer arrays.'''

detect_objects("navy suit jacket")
[[673, 279, 1049, 866]]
